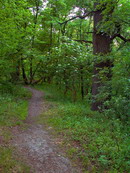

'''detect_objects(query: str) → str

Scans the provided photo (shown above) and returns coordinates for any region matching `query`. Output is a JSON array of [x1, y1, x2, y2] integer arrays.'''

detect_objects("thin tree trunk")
[[49, 23, 53, 52], [58, 28, 61, 44], [72, 77, 77, 102], [80, 66, 84, 100], [79, 20, 82, 40], [21, 58, 28, 85], [11, 60, 20, 83], [29, 2, 39, 84], [30, 57, 33, 84]]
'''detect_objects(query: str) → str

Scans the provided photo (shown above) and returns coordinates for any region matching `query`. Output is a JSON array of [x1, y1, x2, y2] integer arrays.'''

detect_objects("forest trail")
[[11, 87, 80, 173]]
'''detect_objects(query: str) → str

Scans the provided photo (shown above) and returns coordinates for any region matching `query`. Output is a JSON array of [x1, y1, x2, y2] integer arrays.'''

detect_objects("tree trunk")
[[11, 61, 20, 83], [91, 2, 112, 111], [29, 3, 39, 84], [50, 23, 53, 47], [80, 66, 84, 100], [21, 58, 28, 85], [30, 57, 33, 84]]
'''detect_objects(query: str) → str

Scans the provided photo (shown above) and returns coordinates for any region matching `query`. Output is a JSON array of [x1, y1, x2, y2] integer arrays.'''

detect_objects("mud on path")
[[11, 87, 81, 173]]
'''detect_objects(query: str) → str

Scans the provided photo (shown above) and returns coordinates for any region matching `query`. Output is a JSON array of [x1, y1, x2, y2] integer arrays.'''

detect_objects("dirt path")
[[12, 87, 80, 173]]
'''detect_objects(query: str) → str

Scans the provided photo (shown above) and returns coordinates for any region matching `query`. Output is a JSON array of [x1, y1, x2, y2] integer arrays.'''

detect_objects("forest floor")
[[1, 85, 128, 172], [11, 87, 81, 173]]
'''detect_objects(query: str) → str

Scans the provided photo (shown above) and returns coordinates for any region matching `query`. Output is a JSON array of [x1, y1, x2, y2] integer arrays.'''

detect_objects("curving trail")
[[11, 87, 80, 173]]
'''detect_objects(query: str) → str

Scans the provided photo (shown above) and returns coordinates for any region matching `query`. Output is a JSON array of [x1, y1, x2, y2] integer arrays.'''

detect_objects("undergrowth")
[[0, 83, 31, 172], [0, 147, 30, 173], [37, 84, 130, 173], [0, 84, 31, 126]]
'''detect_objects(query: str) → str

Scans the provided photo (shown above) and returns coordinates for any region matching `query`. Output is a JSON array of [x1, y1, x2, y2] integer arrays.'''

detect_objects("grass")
[[0, 147, 30, 173], [0, 84, 31, 172], [37, 83, 130, 173]]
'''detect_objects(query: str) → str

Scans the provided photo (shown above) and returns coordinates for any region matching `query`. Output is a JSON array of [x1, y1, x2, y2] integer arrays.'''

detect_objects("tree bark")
[[91, 2, 112, 111], [21, 58, 28, 85]]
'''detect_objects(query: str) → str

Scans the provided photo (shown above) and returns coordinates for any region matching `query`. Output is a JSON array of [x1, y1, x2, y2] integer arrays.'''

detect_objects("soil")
[[11, 87, 81, 173]]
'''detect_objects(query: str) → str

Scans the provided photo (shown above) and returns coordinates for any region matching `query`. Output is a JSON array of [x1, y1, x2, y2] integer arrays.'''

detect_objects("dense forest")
[[0, 0, 130, 172]]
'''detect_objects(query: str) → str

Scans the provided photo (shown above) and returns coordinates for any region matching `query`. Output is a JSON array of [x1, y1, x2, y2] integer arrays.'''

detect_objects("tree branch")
[[74, 40, 93, 44], [58, 11, 94, 25], [111, 34, 130, 42], [85, 31, 94, 34], [32, 77, 44, 85]]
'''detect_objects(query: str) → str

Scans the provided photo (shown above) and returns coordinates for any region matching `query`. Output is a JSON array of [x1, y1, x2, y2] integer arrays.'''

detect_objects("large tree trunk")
[[91, 2, 112, 111]]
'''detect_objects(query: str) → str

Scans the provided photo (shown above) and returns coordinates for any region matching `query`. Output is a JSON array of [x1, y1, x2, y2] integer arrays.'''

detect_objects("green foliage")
[[0, 0, 130, 172], [0, 0, 32, 82], [98, 46, 130, 121], [38, 85, 130, 172], [99, 0, 130, 36], [38, 40, 93, 101], [0, 84, 30, 126]]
